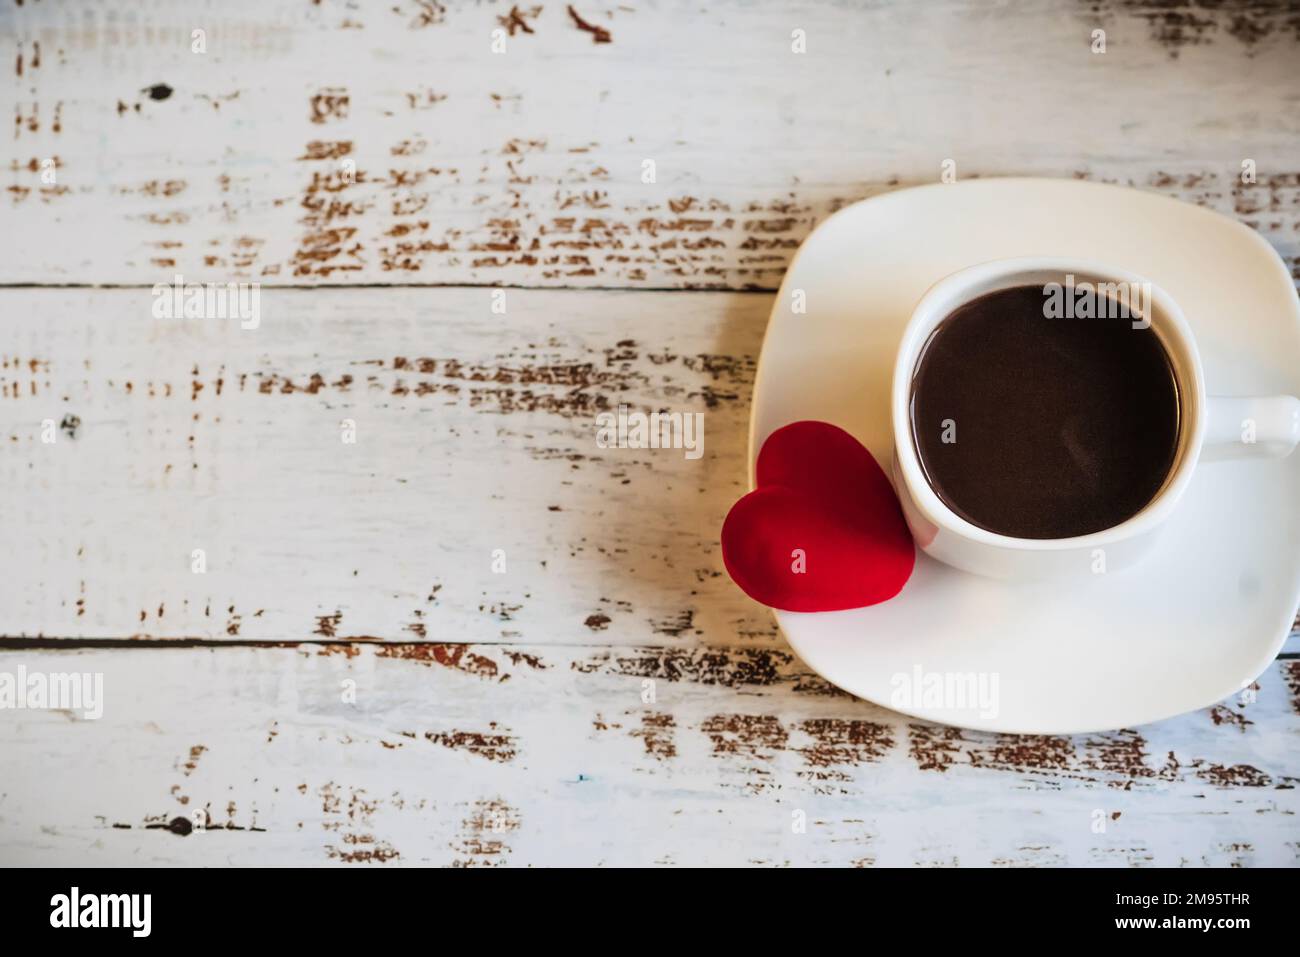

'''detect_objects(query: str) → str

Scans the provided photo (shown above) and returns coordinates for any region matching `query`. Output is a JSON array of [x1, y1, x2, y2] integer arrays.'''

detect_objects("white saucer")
[[751, 178, 1300, 734]]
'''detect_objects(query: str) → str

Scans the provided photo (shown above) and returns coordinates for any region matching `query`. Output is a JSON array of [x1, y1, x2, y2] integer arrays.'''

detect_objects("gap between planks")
[[0, 283, 771, 294], [0, 636, 794, 651], [1, 636, 1298, 658]]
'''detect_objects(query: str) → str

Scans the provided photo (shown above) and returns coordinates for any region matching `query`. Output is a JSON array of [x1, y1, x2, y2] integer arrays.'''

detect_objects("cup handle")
[[1202, 395, 1300, 460]]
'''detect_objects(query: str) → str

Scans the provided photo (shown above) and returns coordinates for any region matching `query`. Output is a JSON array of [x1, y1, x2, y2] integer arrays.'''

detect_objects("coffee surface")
[[910, 284, 1180, 539]]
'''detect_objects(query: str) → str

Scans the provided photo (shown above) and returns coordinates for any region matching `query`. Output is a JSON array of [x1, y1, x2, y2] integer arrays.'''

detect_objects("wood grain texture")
[[2, 645, 1297, 866], [3, 0, 1298, 288]]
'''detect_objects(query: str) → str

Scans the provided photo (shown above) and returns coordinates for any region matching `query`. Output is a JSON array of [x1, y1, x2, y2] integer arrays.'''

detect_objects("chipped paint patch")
[[630, 712, 676, 760], [375, 643, 500, 680], [424, 726, 518, 762], [574, 647, 790, 688], [1084, 0, 1300, 56], [700, 713, 789, 791], [452, 798, 519, 867], [1284, 660, 1300, 715]]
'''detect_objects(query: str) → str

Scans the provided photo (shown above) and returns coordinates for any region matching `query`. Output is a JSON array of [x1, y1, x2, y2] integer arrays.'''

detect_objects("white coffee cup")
[[890, 257, 1300, 580]]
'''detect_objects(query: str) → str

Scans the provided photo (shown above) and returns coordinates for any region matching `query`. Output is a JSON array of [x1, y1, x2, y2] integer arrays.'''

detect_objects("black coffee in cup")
[[909, 283, 1181, 539]]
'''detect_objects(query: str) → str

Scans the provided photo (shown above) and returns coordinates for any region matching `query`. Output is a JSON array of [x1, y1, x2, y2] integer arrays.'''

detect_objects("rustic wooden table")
[[1, 0, 1298, 866]]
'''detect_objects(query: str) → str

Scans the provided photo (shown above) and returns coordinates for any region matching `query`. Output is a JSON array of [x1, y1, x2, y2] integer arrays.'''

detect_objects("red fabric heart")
[[721, 421, 915, 611]]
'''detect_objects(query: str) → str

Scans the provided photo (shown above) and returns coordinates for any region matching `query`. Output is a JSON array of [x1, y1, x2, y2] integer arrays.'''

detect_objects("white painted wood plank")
[[0, 286, 767, 644], [3, 0, 1297, 288], [3, 286, 1297, 646], [1, 645, 1296, 866]]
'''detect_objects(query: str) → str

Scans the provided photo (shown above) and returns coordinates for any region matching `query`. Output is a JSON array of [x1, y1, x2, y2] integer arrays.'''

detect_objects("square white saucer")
[[751, 178, 1300, 733]]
